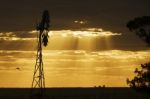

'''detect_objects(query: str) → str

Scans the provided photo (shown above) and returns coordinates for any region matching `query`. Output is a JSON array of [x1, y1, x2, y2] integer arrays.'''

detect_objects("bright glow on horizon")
[[0, 49, 150, 87]]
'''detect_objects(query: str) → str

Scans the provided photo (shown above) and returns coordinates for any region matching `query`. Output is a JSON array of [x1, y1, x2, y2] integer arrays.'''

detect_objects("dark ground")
[[0, 87, 149, 99]]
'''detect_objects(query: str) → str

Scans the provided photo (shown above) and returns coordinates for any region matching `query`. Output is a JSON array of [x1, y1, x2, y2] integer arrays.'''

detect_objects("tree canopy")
[[126, 16, 150, 92], [126, 16, 150, 45]]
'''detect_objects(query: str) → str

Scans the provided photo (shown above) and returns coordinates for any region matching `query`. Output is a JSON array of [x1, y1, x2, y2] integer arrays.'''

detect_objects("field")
[[0, 87, 149, 99]]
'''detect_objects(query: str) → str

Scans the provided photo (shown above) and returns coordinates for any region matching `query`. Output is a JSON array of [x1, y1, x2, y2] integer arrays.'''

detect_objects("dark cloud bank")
[[0, 0, 150, 33]]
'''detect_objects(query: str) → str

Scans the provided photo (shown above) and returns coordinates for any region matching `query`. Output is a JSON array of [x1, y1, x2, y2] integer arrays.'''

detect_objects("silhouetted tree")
[[126, 16, 150, 45], [126, 63, 150, 92], [126, 16, 150, 92]]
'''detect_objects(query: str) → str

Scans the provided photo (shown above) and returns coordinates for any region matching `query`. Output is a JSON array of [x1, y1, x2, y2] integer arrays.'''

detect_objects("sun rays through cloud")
[[0, 28, 149, 87], [46, 28, 121, 51]]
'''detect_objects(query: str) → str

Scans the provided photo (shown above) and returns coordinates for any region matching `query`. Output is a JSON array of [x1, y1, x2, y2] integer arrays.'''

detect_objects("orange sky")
[[0, 29, 150, 87]]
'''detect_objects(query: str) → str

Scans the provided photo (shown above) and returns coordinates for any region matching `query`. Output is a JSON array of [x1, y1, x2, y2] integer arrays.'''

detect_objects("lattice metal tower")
[[31, 10, 50, 99]]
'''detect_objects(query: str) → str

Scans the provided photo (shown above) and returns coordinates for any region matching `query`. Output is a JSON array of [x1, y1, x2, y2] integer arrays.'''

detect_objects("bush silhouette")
[[126, 63, 150, 92]]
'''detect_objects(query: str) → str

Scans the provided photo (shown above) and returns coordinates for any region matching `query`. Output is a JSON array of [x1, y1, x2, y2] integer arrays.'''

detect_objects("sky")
[[0, 0, 150, 87], [0, 0, 150, 32]]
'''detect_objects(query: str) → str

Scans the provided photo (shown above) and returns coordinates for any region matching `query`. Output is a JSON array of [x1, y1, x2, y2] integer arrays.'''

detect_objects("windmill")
[[31, 10, 50, 99]]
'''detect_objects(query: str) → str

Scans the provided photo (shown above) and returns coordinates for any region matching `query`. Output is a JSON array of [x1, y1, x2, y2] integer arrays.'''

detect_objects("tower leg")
[[31, 32, 45, 99]]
